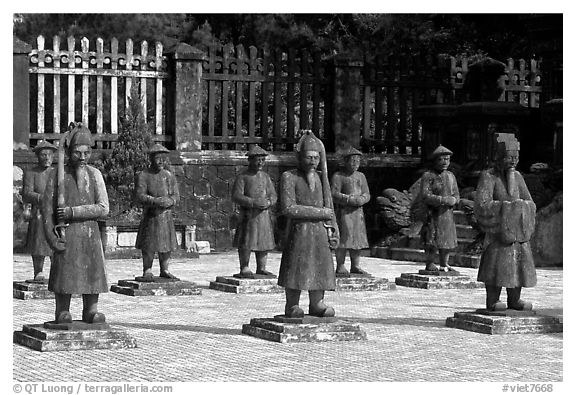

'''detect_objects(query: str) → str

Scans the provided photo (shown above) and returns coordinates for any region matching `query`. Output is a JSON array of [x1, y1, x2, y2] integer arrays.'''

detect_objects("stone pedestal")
[[395, 270, 484, 289], [13, 280, 81, 300], [13, 280, 53, 299], [445, 309, 563, 335], [242, 315, 367, 343], [209, 274, 281, 294], [110, 277, 202, 296], [335, 273, 396, 291], [13, 321, 137, 352]]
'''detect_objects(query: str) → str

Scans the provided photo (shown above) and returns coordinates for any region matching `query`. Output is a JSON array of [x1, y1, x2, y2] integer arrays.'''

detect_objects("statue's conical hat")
[[428, 144, 453, 160], [246, 145, 269, 157]]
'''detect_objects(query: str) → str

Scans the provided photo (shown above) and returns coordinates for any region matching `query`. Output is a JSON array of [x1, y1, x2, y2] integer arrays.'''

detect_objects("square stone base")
[[209, 276, 283, 294], [336, 275, 396, 291], [242, 315, 367, 343], [210, 274, 397, 293], [445, 310, 563, 334], [13, 281, 82, 300], [13, 322, 137, 351], [110, 278, 202, 296], [395, 273, 484, 289]]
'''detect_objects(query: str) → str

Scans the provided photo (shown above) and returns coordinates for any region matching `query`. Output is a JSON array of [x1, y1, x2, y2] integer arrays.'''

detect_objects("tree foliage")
[[13, 13, 561, 60], [99, 80, 152, 220]]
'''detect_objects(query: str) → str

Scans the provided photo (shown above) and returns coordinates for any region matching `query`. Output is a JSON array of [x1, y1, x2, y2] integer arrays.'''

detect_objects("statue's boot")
[[82, 294, 106, 323], [159, 252, 179, 280], [350, 250, 369, 275], [285, 288, 304, 318], [255, 251, 274, 276], [507, 287, 533, 311], [141, 250, 155, 281], [55, 293, 72, 323], [335, 249, 350, 275], [425, 262, 439, 271], [32, 255, 46, 281], [237, 249, 254, 278], [438, 250, 456, 272], [486, 285, 506, 311], [308, 290, 335, 317]]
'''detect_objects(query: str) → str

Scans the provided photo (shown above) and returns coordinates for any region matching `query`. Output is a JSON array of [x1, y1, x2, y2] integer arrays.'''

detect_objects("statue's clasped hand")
[[56, 207, 73, 221], [252, 198, 270, 210]]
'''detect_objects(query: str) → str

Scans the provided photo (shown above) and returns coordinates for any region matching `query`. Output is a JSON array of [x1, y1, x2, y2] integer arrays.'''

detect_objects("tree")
[[99, 80, 152, 221]]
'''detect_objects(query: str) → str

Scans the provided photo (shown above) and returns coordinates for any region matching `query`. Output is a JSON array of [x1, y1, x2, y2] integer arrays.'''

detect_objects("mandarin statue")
[[278, 130, 338, 318], [232, 145, 278, 278], [42, 124, 109, 323], [474, 133, 537, 311]]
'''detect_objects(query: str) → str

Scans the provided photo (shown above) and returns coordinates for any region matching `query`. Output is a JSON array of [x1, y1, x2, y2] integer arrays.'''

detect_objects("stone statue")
[[135, 144, 180, 281], [42, 124, 109, 323], [23, 141, 57, 281], [278, 130, 337, 318], [419, 145, 460, 272], [232, 145, 278, 278], [331, 146, 371, 275], [474, 133, 537, 311]]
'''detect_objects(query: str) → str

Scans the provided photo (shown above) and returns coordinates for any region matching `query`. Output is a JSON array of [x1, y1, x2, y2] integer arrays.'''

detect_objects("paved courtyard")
[[11, 251, 564, 384]]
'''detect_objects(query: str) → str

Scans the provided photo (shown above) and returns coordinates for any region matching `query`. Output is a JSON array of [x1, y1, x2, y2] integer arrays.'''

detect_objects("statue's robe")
[[331, 170, 370, 250], [135, 168, 180, 253], [278, 169, 336, 290], [43, 165, 109, 294], [420, 169, 460, 249], [232, 170, 277, 251], [474, 168, 537, 288], [23, 165, 53, 256]]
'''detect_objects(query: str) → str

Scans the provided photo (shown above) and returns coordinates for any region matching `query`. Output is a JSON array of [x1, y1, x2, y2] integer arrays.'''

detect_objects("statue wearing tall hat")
[[474, 133, 537, 311], [135, 143, 180, 281], [23, 140, 57, 281], [278, 130, 337, 318], [42, 123, 109, 323], [420, 144, 460, 272], [231, 145, 278, 277], [331, 146, 371, 275]]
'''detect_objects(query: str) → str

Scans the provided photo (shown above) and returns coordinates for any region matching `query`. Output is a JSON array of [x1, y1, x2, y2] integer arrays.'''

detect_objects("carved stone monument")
[[111, 144, 201, 297], [14, 124, 136, 351], [13, 141, 57, 299], [445, 133, 562, 334], [242, 130, 367, 342], [395, 145, 482, 289], [210, 146, 280, 294]]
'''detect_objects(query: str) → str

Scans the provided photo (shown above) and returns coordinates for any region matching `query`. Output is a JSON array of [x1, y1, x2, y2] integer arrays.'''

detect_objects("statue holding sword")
[[42, 123, 110, 324]]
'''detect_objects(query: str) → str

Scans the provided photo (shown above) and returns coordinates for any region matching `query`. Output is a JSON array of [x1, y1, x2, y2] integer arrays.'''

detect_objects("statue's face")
[[299, 150, 320, 172], [151, 153, 169, 170], [248, 155, 266, 171], [69, 145, 91, 168], [499, 150, 519, 171], [36, 149, 54, 168], [344, 154, 361, 173], [434, 154, 451, 172]]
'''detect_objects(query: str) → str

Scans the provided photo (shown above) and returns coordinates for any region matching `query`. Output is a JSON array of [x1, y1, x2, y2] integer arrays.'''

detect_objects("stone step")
[[454, 210, 469, 225], [456, 224, 479, 239]]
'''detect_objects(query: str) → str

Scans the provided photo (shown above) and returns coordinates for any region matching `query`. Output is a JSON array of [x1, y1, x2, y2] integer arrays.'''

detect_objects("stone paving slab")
[[10, 252, 564, 382]]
